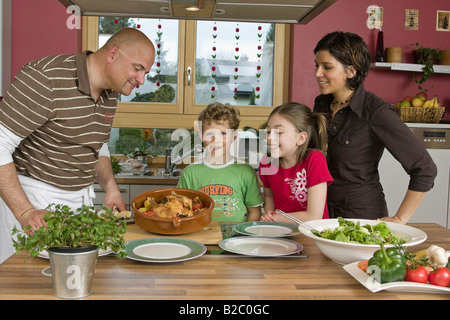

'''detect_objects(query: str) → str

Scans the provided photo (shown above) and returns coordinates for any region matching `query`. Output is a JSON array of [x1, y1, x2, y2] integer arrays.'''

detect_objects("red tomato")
[[404, 266, 428, 283], [192, 197, 204, 210], [428, 267, 450, 287], [145, 210, 155, 216]]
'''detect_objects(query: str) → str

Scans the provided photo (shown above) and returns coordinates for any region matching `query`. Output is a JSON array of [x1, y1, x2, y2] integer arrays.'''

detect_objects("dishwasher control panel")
[[410, 127, 450, 149]]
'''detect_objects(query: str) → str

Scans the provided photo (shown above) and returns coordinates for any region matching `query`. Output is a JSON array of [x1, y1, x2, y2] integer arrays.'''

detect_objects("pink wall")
[[290, 0, 450, 122], [11, 0, 80, 80]]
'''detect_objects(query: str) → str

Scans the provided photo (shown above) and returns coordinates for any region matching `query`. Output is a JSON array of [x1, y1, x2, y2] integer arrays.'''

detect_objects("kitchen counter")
[[0, 223, 449, 301]]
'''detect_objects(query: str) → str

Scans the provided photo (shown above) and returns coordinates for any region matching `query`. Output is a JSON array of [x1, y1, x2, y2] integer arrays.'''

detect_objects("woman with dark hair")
[[313, 31, 436, 223]]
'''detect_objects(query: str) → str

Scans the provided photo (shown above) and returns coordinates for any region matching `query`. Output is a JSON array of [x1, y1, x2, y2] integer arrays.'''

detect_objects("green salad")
[[311, 217, 405, 245]]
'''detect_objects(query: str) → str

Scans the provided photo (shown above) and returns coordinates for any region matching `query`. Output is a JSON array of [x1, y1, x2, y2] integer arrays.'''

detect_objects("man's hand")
[[18, 208, 48, 235]]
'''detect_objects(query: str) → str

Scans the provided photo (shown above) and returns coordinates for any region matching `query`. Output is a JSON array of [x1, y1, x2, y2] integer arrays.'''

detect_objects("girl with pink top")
[[259, 102, 333, 222]]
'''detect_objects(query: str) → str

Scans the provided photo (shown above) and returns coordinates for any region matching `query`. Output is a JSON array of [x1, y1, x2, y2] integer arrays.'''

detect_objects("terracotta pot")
[[131, 188, 214, 235]]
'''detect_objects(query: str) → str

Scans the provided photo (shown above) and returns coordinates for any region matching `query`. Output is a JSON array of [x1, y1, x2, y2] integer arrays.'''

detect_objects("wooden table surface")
[[0, 223, 449, 301]]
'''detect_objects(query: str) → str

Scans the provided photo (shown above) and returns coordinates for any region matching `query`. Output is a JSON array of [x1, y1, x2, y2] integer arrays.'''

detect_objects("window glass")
[[98, 17, 179, 104], [195, 21, 274, 106], [108, 127, 198, 156]]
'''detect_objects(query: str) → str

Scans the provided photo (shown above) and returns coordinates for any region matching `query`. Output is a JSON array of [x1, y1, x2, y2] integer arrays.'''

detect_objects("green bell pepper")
[[367, 241, 407, 284]]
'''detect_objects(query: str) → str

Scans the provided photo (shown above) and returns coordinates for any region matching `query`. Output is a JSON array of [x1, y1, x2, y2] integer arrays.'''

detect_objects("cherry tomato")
[[404, 266, 428, 283], [428, 267, 450, 287]]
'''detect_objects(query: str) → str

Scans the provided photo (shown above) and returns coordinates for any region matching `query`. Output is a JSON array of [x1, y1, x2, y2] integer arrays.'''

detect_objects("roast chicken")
[[146, 191, 194, 218]]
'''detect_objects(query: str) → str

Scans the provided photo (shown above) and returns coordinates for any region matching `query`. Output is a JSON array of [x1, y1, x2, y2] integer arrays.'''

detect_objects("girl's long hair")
[[269, 102, 328, 163]]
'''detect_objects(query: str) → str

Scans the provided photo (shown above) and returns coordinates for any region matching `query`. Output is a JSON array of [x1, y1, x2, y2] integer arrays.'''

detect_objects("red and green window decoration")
[[211, 22, 217, 99], [233, 23, 240, 100], [155, 20, 162, 87], [255, 24, 262, 100]]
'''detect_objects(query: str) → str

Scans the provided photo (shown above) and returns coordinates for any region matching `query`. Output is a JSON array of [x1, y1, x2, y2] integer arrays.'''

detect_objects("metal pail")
[[48, 246, 99, 299]]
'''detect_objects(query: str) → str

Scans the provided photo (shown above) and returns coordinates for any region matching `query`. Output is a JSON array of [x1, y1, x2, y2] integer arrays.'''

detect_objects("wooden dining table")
[[0, 222, 449, 302]]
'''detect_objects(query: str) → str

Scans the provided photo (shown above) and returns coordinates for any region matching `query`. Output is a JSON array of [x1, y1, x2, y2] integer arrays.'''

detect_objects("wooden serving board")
[[124, 221, 223, 245]]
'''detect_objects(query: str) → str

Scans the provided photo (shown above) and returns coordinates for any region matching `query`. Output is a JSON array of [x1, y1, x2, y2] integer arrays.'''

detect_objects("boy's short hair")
[[198, 102, 240, 130]]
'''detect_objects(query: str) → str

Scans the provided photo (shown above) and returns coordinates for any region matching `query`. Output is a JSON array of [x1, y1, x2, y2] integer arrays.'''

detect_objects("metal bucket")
[[48, 245, 99, 299]]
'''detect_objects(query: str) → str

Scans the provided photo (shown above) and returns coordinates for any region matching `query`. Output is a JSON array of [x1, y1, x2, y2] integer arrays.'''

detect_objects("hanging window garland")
[[256, 24, 262, 100], [234, 23, 240, 100], [155, 20, 162, 87], [135, 20, 141, 89], [211, 22, 217, 99]]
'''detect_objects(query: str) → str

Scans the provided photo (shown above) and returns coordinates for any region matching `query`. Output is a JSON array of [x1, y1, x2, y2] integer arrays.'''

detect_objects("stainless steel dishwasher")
[[379, 124, 450, 228]]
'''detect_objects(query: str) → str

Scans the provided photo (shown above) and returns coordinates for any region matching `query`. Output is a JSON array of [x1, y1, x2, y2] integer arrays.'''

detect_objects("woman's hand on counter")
[[380, 215, 405, 224]]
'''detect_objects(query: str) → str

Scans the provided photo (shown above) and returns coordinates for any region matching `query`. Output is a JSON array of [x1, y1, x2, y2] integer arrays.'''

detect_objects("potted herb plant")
[[12, 204, 127, 299], [411, 43, 442, 92]]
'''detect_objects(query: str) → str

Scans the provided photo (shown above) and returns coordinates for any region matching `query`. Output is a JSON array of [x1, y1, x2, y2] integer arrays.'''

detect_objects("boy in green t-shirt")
[[177, 102, 262, 222]]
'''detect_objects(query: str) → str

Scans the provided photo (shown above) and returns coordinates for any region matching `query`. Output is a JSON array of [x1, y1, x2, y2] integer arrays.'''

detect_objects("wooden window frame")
[[82, 16, 290, 129]]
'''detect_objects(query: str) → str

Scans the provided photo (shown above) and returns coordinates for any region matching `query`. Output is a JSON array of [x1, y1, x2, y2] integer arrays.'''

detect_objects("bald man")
[[0, 28, 155, 263]]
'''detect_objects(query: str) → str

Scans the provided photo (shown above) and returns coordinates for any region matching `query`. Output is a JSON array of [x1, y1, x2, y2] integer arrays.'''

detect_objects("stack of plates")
[[218, 221, 304, 257]]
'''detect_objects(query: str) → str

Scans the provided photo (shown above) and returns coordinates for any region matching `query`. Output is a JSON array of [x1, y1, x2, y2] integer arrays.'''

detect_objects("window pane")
[[108, 127, 198, 156], [195, 21, 274, 106], [98, 17, 179, 104]]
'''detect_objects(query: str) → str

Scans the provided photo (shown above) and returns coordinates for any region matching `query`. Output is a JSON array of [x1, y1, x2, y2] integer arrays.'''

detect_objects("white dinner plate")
[[125, 237, 206, 263], [219, 236, 303, 257], [343, 261, 450, 294], [233, 221, 301, 237]]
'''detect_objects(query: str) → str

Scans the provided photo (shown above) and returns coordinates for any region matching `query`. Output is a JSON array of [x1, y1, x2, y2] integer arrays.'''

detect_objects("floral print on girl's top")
[[285, 169, 308, 205]]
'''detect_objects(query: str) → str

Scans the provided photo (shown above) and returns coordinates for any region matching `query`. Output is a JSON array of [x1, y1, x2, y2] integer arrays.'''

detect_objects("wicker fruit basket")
[[395, 106, 445, 123]]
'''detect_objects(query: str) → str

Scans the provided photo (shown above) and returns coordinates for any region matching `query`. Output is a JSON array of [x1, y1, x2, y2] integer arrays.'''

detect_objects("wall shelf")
[[371, 62, 450, 74]]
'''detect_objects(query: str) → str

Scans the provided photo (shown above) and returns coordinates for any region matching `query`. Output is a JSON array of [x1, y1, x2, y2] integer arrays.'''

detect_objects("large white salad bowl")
[[298, 219, 427, 265]]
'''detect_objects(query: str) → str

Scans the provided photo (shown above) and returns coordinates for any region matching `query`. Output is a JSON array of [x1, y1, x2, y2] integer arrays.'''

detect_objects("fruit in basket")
[[402, 96, 413, 103], [423, 100, 432, 108], [415, 92, 427, 102], [430, 96, 440, 108], [423, 96, 440, 108], [397, 100, 411, 108], [411, 97, 424, 107]]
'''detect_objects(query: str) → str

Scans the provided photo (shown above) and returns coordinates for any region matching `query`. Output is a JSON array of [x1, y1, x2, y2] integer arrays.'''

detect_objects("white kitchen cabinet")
[[92, 184, 130, 210], [379, 150, 449, 228]]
